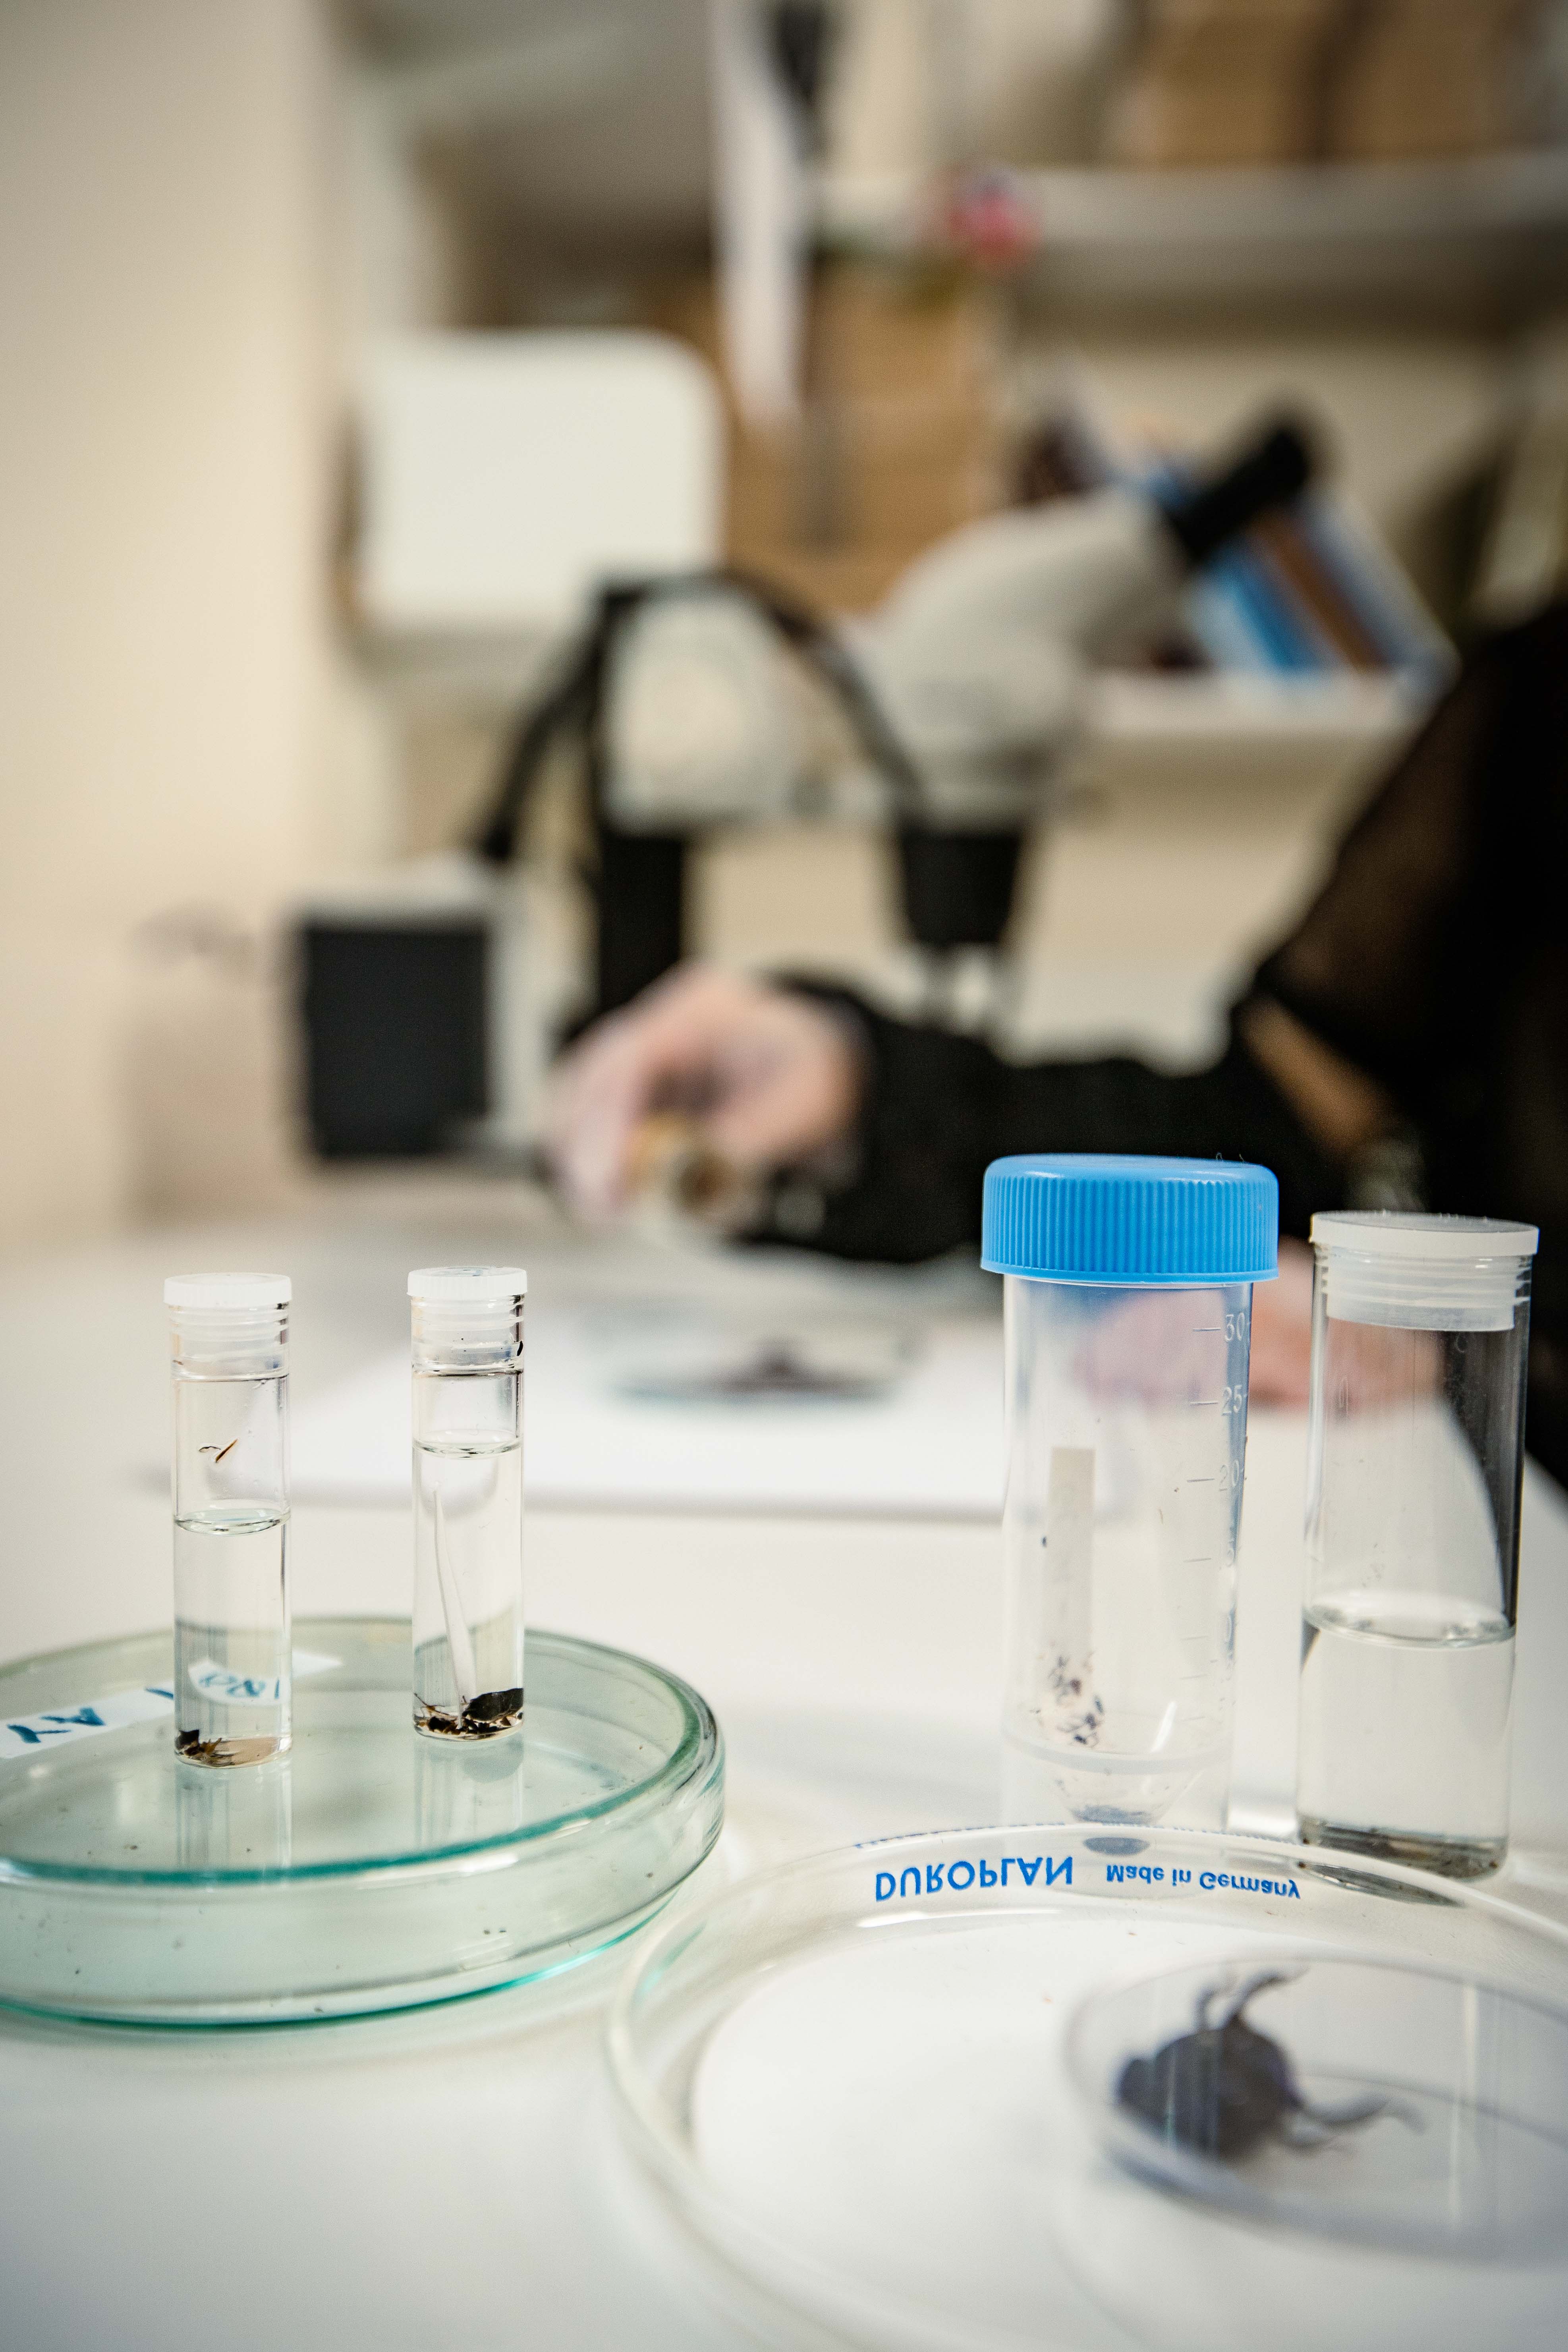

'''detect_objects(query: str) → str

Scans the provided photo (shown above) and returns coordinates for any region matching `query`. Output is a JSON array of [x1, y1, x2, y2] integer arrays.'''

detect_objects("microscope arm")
[[847, 421, 1313, 825]]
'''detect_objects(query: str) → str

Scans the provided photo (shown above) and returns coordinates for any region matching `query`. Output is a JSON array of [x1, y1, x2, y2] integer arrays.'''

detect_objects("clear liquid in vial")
[[173, 1506, 291, 1766], [413, 1435, 524, 1739], [1297, 1588, 1514, 1877]]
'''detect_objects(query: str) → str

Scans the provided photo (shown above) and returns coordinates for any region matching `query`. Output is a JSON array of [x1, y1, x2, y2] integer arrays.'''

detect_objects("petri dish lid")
[[610, 1823, 1568, 2352], [164, 1272, 291, 1309], [408, 1265, 528, 1300]]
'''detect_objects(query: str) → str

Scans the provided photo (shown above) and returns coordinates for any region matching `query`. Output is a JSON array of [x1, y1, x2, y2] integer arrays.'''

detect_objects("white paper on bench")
[[290, 1309, 1004, 1519]]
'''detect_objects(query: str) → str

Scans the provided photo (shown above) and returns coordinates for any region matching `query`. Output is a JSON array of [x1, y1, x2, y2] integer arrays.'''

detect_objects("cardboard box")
[[1113, 0, 1344, 164], [1328, 0, 1524, 158], [649, 267, 1004, 614]]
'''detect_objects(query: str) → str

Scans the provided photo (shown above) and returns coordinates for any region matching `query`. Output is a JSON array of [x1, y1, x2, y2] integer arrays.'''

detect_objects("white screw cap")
[[408, 1265, 528, 1302], [1311, 1213, 1537, 1332], [1311, 1212, 1538, 1259], [164, 1272, 292, 1309]]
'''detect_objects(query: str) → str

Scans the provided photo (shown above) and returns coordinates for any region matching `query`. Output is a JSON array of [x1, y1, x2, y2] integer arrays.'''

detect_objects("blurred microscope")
[[479, 411, 1315, 1020], [301, 326, 1317, 1163], [301, 1, 1448, 1166]]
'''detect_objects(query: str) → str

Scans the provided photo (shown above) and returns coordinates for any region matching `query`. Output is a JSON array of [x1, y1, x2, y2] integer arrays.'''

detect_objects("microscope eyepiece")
[[1160, 418, 1316, 570]]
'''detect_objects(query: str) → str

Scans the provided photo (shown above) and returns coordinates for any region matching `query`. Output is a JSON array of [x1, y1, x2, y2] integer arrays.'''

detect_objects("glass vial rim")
[[409, 1268, 525, 1375], [166, 1273, 290, 1379], [1309, 1211, 1539, 1260], [1311, 1228, 1535, 1334], [408, 1265, 528, 1303], [165, 1272, 292, 1309]]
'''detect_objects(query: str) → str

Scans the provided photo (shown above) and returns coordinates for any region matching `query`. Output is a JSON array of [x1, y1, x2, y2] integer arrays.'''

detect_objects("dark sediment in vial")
[[1298, 1813, 1502, 1883], [415, 1687, 525, 1740], [175, 1730, 289, 1768]]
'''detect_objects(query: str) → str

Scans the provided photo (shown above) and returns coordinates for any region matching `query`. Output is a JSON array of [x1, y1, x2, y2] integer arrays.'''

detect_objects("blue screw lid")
[[981, 1154, 1278, 1287]]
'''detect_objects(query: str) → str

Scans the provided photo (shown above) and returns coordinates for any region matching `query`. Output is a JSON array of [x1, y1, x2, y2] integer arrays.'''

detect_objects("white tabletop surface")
[[4, 1180, 1567, 2350]]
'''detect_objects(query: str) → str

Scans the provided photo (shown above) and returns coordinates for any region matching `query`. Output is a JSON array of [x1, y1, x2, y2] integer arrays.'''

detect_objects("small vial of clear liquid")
[[409, 1267, 526, 1740], [165, 1272, 292, 1767], [1298, 1213, 1538, 1878]]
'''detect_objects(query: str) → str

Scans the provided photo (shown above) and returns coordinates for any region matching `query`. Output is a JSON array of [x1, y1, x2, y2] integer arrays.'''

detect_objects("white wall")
[[0, 0, 353, 1246]]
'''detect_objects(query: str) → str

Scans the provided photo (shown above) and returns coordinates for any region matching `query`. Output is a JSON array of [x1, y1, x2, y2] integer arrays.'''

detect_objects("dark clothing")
[[780, 603, 1568, 1487]]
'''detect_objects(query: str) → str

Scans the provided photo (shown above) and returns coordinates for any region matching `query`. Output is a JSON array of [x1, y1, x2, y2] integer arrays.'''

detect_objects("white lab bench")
[[3, 1186, 1566, 2351]]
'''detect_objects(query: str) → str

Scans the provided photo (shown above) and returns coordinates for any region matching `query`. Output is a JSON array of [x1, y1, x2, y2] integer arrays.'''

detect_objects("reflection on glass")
[[175, 1750, 292, 1871], [414, 1734, 527, 1850]]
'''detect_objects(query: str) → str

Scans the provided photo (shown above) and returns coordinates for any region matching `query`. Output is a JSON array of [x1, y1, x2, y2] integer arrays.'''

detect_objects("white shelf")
[[351, 618, 562, 715], [824, 148, 1568, 319], [356, 621, 1435, 780], [1086, 667, 1435, 751]]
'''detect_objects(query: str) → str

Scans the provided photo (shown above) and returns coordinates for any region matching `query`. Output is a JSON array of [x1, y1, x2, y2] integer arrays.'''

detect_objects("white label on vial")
[[186, 1660, 285, 1707], [0, 1651, 340, 1760]]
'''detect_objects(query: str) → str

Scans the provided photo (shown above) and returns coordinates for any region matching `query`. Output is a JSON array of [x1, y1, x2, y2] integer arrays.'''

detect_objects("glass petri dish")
[[608, 1824, 1568, 2352], [0, 1617, 722, 2023]]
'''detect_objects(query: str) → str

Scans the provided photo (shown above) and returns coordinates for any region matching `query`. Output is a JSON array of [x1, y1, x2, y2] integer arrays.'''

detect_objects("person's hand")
[[545, 964, 864, 1220], [1069, 1238, 1315, 1408], [1247, 1238, 1314, 1405]]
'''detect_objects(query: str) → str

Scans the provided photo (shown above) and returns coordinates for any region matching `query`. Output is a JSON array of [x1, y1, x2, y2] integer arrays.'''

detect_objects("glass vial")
[[409, 1267, 526, 1740], [1298, 1212, 1539, 1878], [999, 1275, 1257, 1829], [983, 1155, 1278, 1833], [165, 1273, 292, 1767]]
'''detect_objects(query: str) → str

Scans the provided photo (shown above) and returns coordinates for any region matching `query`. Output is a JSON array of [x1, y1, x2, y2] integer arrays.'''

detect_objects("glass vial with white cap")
[[409, 1267, 526, 1739], [983, 1155, 1278, 1831], [1298, 1211, 1539, 1877], [165, 1273, 292, 1766]]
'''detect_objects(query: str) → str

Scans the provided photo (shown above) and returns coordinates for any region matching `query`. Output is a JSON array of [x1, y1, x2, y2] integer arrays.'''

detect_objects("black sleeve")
[[766, 600, 1568, 1485], [1249, 600, 1568, 1486], [765, 985, 1342, 1264]]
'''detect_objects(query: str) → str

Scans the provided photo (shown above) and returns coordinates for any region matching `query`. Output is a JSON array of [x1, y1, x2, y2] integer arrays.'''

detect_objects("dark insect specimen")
[[175, 1730, 228, 1763], [415, 1687, 524, 1740], [198, 1439, 239, 1464], [174, 1729, 278, 1766], [1116, 1970, 1399, 2159]]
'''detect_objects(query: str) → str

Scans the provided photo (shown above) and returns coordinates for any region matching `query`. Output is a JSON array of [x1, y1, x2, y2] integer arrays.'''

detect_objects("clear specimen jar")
[[165, 1273, 292, 1767], [1298, 1211, 1539, 1878], [983, 1156, 1278, 1831], [409, 1266, 527, 1740]]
